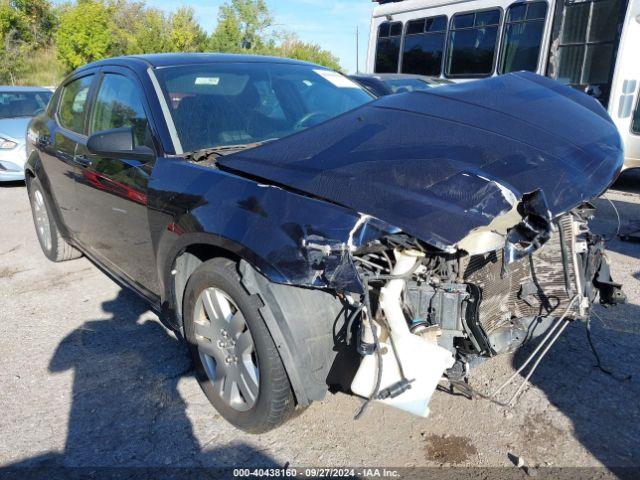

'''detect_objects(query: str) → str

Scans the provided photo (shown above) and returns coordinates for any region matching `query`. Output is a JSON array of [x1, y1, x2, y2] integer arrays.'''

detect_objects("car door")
[[74, 67, 160, 295], [40, 73, 96, 236]]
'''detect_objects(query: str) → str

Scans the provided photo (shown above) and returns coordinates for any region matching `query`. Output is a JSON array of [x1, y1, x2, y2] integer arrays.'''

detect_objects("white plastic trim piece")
[[147, 67, 183, 155]]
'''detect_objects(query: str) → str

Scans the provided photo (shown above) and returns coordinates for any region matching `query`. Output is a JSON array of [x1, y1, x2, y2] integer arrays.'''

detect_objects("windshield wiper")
[[185, 138, 278, 163]]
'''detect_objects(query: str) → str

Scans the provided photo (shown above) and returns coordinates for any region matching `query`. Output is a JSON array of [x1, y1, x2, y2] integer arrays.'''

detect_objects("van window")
[[547, 0, 626, 105], [58, 75, 93, 134], [375, 21, 403, 73], [402, 16, 447, 76], [446, 9, 501, 77], [633, 96, 640, 135], [500, 2, 548, 73]]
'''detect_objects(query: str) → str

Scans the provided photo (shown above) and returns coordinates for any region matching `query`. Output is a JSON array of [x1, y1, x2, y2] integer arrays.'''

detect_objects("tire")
[[27, 176, 82, 262], [183, 258, 296, 433]]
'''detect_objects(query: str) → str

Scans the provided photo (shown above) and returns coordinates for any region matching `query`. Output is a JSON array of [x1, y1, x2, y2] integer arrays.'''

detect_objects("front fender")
[[150, 159, 397, 301]]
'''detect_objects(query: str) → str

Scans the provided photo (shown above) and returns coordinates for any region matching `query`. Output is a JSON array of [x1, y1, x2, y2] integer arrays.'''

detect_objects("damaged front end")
[[341, 195, 624, 417], [210, 72, 626, 418]]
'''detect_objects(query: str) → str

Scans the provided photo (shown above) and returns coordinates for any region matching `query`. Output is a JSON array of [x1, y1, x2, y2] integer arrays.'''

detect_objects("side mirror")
[[87, 127, 155, 162]]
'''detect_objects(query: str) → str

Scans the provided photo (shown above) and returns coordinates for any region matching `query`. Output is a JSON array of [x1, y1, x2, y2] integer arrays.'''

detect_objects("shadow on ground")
[[0, 289, 281, 478], [612, 170, 640, 195], [1, 229, 639, 476], [511, 303, 640, 468], [0, 181, 26, 189]]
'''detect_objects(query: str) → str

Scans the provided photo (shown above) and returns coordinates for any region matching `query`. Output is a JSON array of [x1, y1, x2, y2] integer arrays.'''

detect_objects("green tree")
[[208, 0, 341, 69], [0, 0, 57, 83], [168, 6, 206, 52], [12, 0, 56, 45], [209, 0, 273, 53], [103, 0, 172, 55], [134, 7, 170, 53], [108, 0, 147, 55], [55, 0, 112, 70], [0, 1, 29, 40], [276, 33, 341, 70], [0, 28, 27, 83]]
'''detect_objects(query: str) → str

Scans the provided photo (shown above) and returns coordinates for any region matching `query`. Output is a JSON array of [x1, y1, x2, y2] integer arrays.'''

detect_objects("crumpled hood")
[[218, 72, 623, 252]]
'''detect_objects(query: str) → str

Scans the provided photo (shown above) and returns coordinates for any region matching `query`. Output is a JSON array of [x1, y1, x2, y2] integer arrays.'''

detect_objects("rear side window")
[[91, 74, 150, 148], [375, 21, 403, 73], [402, 16, 448, 76], [446, 9, 501, 77], [500, 2, 548, 73], [58, 75, 93, 134]]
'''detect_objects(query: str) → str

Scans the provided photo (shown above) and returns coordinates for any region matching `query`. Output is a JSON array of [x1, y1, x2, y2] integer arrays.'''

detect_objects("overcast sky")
[[144, 0, 375, 73]]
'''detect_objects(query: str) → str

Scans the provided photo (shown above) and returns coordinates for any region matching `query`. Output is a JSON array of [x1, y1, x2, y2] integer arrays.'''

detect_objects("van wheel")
[[183, 258, 295, 433], [27, 176, 81, 262]]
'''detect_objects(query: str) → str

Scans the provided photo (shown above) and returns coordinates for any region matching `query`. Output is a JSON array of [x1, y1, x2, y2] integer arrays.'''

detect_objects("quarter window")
[[402, 16, 448, 76], [375, 21, 403, 73], [446, 9, 501, 77], [58, 75, 93, 134], [500, 2, 548, 73], [91, 74, 150, 148]]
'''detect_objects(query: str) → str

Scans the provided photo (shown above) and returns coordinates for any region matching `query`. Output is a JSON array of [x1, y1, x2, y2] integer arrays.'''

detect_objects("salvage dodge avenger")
[[26, 54, 625, 433]]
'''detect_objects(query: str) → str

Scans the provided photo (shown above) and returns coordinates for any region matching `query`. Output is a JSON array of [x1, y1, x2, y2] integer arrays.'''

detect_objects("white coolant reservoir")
[[351, 250, 455, 417]]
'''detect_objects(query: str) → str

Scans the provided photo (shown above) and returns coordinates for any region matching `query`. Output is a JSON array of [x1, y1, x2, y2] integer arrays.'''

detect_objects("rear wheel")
[[27, 176, 81, 262], [183, 258, 295, 433]]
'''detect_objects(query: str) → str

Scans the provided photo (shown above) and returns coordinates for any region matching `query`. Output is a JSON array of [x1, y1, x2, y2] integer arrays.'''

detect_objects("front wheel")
[[183, 258, 295, 433]]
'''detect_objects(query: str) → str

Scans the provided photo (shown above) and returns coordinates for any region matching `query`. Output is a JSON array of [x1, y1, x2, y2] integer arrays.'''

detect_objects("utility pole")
[[356, 25, 360, 74]]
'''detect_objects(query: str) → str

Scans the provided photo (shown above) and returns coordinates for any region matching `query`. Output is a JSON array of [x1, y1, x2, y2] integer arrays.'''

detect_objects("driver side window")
[[91, 74, 151, 148]]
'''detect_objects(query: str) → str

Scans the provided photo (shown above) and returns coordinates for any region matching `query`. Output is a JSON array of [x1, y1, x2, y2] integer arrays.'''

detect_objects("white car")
[[0, 86, 53, 182]]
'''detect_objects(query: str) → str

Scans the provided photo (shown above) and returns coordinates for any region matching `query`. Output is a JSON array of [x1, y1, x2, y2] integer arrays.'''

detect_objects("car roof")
[[76, 53, 321, 73], [0, 86, 52, 92]]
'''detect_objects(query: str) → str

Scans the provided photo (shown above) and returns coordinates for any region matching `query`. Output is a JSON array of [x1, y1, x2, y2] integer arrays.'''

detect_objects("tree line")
[[0, 0, 342, 85]]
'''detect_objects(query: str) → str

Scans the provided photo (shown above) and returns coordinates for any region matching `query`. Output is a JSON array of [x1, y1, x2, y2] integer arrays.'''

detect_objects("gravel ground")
[[1, 173, 639, 476]]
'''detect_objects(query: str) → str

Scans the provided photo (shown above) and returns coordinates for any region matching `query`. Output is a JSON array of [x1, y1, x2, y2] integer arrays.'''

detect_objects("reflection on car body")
[[26, 54, 625, 433]]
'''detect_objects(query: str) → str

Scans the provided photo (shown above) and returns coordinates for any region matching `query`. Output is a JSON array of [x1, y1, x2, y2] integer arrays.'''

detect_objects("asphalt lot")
[[1, 173, 639, 475]]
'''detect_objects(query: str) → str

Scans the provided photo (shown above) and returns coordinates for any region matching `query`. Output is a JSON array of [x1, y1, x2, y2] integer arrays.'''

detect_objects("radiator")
[[463, 214, 580, 334]]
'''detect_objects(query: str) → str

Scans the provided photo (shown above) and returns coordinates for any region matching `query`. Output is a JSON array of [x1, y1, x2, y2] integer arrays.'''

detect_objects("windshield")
[[0, 91, 52, 119], [154, 63, 373, 153]]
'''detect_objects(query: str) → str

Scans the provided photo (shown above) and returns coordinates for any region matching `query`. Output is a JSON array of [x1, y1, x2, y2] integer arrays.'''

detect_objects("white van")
[[367, 0, 640, 168]]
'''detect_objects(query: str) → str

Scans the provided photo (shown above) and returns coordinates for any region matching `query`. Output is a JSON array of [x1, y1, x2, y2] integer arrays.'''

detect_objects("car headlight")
[[0, 137, 18, 149]]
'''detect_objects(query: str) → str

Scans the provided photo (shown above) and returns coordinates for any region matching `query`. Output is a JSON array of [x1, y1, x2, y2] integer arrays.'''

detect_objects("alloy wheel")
[[193, 287, 259, 411], [32, 189, 52, 252]]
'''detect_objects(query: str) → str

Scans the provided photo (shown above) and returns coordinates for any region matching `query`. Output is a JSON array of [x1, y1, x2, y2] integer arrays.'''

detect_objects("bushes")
[[0, 0, 343, 86]]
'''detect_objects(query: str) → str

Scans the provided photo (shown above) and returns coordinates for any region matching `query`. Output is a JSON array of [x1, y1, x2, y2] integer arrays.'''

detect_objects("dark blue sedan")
[[25, 54, 624, 432]]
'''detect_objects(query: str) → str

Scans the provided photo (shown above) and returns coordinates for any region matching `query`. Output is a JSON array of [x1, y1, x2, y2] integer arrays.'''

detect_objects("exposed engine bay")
[[204, 71, 627, 422], [347, 197, 625, 417]]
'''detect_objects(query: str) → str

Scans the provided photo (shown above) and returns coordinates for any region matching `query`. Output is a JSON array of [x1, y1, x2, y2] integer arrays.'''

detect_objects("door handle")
[[73, 155, 92, 168]]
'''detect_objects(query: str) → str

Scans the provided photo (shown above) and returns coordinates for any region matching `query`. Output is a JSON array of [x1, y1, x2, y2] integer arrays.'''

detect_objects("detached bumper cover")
[[219, 72, 623, 252]]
